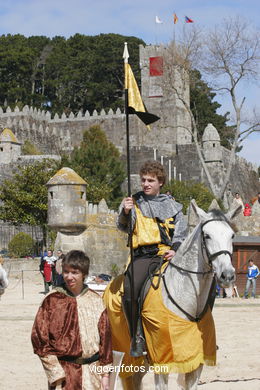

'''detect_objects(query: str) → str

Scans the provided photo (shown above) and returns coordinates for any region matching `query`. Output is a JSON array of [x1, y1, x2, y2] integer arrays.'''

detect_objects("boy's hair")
[[139, 160, 167, 185], [62, 250, 90, 276]]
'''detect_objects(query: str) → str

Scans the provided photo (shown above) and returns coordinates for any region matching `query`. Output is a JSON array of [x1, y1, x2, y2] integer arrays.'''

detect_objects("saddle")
[[138, 259, 168, 313]]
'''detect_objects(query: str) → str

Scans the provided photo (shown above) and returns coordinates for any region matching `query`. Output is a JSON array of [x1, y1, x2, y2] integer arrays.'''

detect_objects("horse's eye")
[[204, 234, 211, 239], [232, 233, 235, 239]]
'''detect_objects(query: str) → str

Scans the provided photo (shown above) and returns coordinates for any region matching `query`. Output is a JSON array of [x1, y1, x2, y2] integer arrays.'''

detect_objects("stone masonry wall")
[[55, 212, 129, 275]]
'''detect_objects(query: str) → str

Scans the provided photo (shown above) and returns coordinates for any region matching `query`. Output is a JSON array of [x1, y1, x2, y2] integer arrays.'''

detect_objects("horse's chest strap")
[[162, 274, 206, 322]]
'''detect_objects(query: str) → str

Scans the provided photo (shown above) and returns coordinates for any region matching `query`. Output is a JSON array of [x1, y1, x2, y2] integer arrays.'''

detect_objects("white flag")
[[155, 16, 163, 24]]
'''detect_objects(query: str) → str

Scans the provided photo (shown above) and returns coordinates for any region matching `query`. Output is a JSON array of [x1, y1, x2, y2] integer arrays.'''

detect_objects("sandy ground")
[[0, 270, 260, 390]]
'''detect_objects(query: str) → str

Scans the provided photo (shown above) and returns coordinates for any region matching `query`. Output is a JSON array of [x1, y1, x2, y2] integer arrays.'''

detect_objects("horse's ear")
[[190, 199, 209, 222], [225, 204, 243, 221]]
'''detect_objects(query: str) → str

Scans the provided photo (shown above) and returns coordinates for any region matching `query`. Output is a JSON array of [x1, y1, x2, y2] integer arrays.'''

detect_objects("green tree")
[[0, 34, 51, 108], [163, 180, 218, 213], [44, 33, 144, 114], [0, 33, 144, 114], [62, 125, 125, 208], [190, 70, 235, 149], [0, 159, 60, 246]]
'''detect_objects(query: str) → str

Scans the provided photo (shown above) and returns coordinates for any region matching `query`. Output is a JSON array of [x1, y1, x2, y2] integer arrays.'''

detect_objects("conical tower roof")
[[202, 123, 220, 142], [46, 167, 87, 186], [0, 128, 20, 144]]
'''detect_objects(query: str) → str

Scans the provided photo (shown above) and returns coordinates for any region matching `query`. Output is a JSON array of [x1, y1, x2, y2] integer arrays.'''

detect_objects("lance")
[[123, 42, 160, 349]]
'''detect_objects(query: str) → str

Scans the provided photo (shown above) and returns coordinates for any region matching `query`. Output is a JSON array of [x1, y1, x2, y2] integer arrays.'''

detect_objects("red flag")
[[185, 16, 194, 23]]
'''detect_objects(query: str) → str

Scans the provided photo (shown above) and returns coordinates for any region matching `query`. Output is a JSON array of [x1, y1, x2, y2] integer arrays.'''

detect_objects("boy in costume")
[[32, 250, 112, 390]]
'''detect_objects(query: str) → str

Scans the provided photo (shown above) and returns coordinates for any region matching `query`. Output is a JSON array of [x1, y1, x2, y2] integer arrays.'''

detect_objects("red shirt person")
[[243, 203, 251, 216]]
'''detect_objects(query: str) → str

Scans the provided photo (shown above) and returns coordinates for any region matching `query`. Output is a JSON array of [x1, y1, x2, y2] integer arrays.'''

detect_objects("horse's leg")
[[183, 365, 203, 390], [121, 375, 135, 390], [154, 373, 169, 390], [176, 374, 185, 389], [120, 372, 145, 390]]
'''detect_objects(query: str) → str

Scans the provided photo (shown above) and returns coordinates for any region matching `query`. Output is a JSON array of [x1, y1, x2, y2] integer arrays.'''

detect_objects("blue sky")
[[0, 0, 259, 165]]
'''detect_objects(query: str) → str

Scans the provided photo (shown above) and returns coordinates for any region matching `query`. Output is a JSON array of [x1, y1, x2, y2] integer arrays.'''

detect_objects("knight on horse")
[[116, 160, 187, 357], [104, 159, 239, 389]]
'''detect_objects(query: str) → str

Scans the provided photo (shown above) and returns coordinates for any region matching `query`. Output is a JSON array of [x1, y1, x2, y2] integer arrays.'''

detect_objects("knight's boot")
[[122, 297, 146, 357], [130, 317, 146, 358]]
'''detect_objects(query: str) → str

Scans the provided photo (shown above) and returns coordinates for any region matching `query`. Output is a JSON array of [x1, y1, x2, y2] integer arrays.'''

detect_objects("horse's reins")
[[162, 218, 233, 322]]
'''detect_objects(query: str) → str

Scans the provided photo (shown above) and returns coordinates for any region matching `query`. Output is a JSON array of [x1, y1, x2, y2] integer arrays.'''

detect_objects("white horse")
[[104, 201, 241, 390], [0, 261, 9, 297], [153, 201, 240, 390]]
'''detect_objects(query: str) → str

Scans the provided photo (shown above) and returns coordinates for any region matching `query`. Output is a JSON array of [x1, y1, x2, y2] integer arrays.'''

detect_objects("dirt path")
[[0, 271, 259, 389]]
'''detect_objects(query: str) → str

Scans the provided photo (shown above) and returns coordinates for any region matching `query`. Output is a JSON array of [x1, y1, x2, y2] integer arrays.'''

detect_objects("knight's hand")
[[123, 197, 134, 215], [164, 250, 176, 260]]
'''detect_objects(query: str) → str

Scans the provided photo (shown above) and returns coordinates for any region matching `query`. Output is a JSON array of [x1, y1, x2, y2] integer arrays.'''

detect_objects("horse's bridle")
[[162, 218, 234, 322], [201, 218, 233, 265]]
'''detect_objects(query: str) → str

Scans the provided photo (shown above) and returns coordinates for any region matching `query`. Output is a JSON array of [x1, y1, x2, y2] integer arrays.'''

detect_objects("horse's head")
[[190, 200, 242, 288]]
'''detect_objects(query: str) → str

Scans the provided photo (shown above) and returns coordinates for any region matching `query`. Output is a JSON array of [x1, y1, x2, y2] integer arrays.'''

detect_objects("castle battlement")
[[0, 43, 258, 204]]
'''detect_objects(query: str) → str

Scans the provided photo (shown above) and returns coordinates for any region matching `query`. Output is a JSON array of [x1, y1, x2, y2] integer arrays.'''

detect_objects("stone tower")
[[0, 128, 21, 164], [46, 167, 87, 234], [202, 123, 222, 163], [139, 44, 192, 150]]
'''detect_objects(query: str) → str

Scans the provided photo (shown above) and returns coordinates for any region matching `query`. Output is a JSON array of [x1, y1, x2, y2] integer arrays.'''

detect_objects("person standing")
[[117, 160, 187, 357], [243, 203, 252, 216], [232, 192, 244, 212], [40, 249, 56, 294], [243, 260, 259, 298], [32, 250, 112, 390], [54, 250, 65, 287]]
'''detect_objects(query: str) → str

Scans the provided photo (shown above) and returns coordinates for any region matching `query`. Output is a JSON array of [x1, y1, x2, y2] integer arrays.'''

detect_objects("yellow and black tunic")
[[117, 191, 187, 305]]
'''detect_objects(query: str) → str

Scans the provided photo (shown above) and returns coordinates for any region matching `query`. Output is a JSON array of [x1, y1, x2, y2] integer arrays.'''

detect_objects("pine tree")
[[62, 125, 125, 208]]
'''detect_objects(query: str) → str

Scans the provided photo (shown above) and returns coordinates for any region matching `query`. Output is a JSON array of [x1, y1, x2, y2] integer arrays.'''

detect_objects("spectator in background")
[[54, 250, 65, 286], [165, 190, 175, 200], [243, 203, 252, 216], [250, 192, 260, 205], [232, 192, 244, 212], [243, 259, 260, 299], [39, 249, 56, 294]]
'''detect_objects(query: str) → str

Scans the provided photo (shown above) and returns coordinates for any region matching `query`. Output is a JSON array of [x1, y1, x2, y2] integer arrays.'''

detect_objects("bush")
[[8, 232, 35, 258], [162, 180, 220, 214], [21, 140, 41, 155]]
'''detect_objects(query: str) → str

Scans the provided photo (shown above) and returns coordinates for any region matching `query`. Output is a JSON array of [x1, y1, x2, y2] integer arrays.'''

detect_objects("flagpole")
[[123, 42, 135, 341]]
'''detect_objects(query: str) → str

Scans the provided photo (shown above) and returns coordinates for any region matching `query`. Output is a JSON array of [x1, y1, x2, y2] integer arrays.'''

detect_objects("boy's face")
[[63, 265, 84, 294], [141, 174, 162, 196]]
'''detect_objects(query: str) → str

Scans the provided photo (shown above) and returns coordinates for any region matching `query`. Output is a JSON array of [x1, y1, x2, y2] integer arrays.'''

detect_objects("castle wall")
[[0, 104, 183, 155], [54, 203, 128, 275]]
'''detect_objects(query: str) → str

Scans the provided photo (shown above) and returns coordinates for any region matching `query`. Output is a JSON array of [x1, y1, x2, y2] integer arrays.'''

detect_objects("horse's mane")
[[209, 209, 237, 232], [173, 208, 236, 265]]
